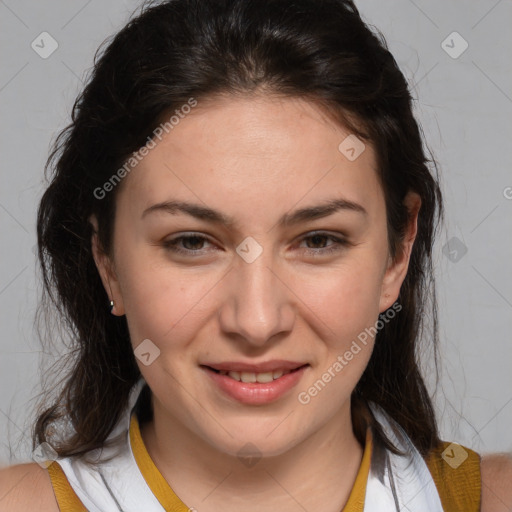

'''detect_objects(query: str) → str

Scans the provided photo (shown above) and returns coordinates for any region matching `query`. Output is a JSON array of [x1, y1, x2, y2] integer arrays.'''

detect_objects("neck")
[[139, 398, 366, 512]]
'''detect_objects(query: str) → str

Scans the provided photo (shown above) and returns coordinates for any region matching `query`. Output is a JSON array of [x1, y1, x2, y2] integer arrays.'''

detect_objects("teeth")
[[255, 372, 274, 383], [240, 372, 257, 383], [223, 369, 291, 382]]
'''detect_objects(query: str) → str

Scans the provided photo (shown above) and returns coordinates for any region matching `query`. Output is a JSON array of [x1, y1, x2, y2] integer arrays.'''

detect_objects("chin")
[[197, 417, 305, 460]]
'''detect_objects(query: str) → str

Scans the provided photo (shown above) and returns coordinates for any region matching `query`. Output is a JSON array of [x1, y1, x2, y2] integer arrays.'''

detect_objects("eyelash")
[[162, 232, 348, 257]]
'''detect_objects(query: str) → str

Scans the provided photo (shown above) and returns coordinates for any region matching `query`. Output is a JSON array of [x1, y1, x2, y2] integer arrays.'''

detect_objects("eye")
[[162, 231, 348, 258], [162, 233, 215, 256], [297, 232, 348, 257]]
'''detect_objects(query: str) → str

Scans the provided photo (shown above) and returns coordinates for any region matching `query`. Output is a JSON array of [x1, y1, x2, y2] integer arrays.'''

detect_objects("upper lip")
[[202, 360, 308, 373]]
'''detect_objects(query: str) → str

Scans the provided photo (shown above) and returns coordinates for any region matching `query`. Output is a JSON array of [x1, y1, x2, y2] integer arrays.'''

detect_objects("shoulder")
[[0, 462, 59, 512], [481, 452, 512, 512], [424, 440, 512, 512], [423, 440, 481, 511]]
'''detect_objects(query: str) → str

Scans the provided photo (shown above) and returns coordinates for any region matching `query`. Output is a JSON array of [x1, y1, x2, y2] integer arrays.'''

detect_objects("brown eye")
[[298, 232, 347, 257], [163, 234, 214, 255]]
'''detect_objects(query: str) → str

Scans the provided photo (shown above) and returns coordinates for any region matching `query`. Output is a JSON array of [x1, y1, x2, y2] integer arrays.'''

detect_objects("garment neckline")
[[128, 410, 373, 512]]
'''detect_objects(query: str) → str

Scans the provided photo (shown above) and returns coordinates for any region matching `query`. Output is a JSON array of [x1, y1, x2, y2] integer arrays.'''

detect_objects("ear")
[[89, 214, 125, 316], [379, 191, 421, 312]]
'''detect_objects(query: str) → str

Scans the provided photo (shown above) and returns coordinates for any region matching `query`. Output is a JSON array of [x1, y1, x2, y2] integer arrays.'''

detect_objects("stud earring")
[[107, 280, 116, 314]]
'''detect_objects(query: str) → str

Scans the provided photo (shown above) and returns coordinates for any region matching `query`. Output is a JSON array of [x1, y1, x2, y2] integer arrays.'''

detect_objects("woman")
[[1, 0, 511, 510]]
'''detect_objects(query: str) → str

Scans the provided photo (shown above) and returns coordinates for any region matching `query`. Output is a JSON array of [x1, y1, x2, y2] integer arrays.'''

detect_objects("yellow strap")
[[129, 414, 191, 511], [46, 460, 88, 512], [342, 428, 373, 512], [425, 441, 481, 512]]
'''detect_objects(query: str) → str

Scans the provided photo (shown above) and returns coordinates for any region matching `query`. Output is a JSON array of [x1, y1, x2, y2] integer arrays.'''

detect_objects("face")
[[91, 94, 419, 457]]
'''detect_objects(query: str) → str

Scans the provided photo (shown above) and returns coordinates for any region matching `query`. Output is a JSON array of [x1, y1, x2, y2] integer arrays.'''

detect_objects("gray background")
[[0, 0, 511, 466]]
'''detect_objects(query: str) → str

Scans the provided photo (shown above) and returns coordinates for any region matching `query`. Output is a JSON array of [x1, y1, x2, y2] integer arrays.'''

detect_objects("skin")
[[89, 94, 421, 512]]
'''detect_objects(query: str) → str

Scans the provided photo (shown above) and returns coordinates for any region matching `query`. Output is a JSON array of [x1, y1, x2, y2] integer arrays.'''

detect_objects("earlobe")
[[89, 214, 125, 316], [379, 192, 421, 312]]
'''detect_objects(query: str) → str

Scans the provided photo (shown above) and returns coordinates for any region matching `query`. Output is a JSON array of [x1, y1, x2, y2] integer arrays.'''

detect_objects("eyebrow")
[[141, 197, 367, 227]]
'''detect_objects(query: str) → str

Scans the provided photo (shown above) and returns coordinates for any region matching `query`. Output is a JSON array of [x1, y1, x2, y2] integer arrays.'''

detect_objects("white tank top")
[[52, 377, 444, 512]]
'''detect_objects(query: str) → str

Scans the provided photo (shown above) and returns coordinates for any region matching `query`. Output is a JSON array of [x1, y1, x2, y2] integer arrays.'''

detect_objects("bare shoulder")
[[0, 462, 59, 512], [481, 452, 512, 512]]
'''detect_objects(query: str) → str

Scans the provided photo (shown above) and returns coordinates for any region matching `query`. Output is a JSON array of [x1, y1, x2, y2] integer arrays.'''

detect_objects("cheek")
[[293, 260, 384, 407], [295, 256, 386, 343], [116, 249, 215, 347]]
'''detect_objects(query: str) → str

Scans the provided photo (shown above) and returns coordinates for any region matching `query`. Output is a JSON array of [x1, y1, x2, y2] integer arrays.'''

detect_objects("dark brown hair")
[[34, 0, 443, 459]]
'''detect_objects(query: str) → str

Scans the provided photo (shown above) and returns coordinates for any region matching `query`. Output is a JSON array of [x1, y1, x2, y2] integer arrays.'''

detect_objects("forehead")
[[117, 94, 383, 226]]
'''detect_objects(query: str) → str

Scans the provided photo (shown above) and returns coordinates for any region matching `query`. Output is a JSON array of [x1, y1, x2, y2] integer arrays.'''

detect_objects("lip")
[[202, 360, 306, 373], [201, 363, 309, 405]]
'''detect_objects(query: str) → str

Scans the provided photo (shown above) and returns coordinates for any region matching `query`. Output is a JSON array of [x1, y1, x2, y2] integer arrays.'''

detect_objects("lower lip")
[[202, 366, 308, 405]]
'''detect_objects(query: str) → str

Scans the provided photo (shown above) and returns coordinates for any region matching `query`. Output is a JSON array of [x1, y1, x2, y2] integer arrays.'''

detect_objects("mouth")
[[203, 364, 308, 383], [200, 362, 310, 405]]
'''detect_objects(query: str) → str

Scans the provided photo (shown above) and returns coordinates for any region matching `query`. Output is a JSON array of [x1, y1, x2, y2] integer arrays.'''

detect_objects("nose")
[[218, 248, 295, 348]]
